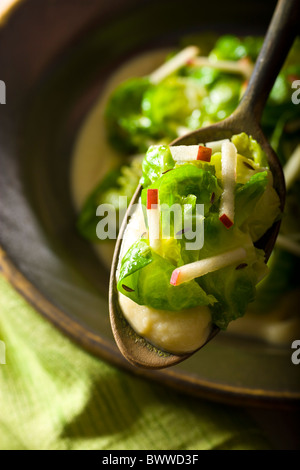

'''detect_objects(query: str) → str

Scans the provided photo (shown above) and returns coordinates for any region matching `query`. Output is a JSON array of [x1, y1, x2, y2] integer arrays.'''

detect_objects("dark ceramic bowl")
[[0, 0, 299, 407]]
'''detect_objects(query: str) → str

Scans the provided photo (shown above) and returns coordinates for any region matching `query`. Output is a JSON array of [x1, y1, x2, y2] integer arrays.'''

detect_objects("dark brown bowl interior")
[[1, 0, 299, 407]]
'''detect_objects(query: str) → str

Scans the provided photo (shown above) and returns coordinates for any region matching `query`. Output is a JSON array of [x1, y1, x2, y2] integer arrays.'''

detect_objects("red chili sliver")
[[219, 213, 234, 229], [197, 146, 212, 162], [147, 189, 158, 209], [186, 58, 195, 66], [170, 269, 180, 286]]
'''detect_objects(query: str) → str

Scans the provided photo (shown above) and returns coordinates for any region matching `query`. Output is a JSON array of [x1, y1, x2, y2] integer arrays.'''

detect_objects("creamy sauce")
[[119, 294, 212, 354], [70, 47, 300, 347]]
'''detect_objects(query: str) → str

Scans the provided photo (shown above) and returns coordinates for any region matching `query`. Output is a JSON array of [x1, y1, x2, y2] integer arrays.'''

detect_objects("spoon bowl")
[[109, 0, 299, 369]]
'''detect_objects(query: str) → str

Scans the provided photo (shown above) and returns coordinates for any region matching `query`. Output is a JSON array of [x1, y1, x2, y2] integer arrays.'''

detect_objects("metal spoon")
[[109, 0, 299, 370]]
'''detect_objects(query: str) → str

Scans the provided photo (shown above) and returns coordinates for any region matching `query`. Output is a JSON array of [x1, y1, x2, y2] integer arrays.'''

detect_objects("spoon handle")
[[236, 0, 300, 124]]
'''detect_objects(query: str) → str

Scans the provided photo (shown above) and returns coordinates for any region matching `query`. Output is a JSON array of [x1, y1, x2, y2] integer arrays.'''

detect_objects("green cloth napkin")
[[0, 274, 271, 450]]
